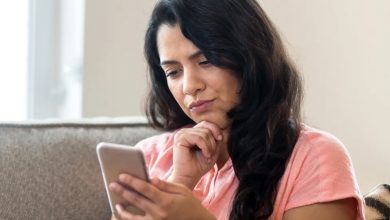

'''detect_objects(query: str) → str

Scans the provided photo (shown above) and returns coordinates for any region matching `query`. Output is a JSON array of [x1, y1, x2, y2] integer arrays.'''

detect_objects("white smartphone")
[[96, 142, 149, 218]]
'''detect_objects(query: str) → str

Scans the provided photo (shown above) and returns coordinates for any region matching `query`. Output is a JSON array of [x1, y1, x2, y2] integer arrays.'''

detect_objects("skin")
[[110, 24, 357, 220], [282, 198, 357, 220]]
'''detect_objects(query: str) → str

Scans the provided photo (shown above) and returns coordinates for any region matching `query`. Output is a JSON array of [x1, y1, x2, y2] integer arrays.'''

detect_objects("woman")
[[109, 0, 365, 219]]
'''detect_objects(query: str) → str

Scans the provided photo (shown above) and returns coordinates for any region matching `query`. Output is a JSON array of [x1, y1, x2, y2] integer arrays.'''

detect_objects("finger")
[[194, 121, 223, 141], [116, 203, 137, 220], [117, 174, 166, 205], [177, 130, 214, 159], [151, 177, 189, 195], [176, 128, 218, 161], [109, 182, 161, 218], [116, 203, 149, 220], [189, 129, 217, 159], [186, 129, 215, 150]]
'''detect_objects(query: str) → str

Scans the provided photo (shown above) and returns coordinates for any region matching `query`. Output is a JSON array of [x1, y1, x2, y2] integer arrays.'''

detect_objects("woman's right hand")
[[168, 121, 223, 189]]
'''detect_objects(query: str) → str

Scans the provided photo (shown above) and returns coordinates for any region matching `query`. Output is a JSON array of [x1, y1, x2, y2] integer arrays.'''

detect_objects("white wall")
[[261, 0, 390, 193], [83, 0, 155, 116], [83, 0, 390, 193]]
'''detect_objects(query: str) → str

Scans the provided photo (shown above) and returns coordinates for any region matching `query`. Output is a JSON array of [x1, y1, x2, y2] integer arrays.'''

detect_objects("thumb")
[[151, 177, 189, 194]]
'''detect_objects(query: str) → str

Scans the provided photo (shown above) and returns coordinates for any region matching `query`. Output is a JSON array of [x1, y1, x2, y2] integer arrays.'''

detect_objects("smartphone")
[[96, 142, 149, 218]]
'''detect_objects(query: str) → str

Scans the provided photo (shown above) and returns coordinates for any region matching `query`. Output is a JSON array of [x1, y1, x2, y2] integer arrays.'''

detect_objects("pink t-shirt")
[[136, 124, 365, 220]]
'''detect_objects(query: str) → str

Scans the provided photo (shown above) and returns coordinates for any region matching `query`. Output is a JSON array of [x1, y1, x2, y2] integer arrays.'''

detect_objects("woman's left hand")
[[109, 174, 216, 220]]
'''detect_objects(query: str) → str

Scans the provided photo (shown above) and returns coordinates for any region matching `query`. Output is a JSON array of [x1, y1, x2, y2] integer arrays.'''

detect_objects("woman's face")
[[157, 24, 240, 129]]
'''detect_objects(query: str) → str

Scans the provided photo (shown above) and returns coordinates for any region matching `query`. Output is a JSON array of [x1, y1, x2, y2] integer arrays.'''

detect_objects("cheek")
[[230, 88, 240, 107], [223, 89, 240, 108], [167, 82, 184, 105], [218, 76, 240, 104]]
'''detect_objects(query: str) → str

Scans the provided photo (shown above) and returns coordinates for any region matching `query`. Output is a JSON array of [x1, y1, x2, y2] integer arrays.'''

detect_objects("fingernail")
[[116, 204, 121, 212], [108, 183, 116, 190], [217, 135, 223, 141], [119, 174, 128, 182]]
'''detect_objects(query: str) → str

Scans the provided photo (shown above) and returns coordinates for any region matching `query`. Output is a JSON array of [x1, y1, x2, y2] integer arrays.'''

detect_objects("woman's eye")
[[199, 60, 210, 66], [166, 69, 180, 78], [166, 71, 176, 78]]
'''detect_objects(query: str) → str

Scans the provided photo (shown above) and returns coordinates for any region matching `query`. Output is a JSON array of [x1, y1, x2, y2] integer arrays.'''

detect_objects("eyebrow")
[[160, 50, 203, 66]]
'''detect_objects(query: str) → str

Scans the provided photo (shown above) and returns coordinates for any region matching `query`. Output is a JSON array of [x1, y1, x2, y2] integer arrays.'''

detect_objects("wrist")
[[168, 173, 199, 190]]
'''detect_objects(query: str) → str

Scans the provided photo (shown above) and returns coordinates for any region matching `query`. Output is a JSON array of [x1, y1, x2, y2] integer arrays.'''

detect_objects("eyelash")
[[165, 60, 211, 78], [166, 71, 175, 78], [199, 60, 210, 65], [166, 69, 181, 78]]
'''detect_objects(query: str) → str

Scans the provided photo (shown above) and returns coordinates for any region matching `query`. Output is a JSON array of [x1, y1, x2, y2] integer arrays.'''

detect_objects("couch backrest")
[[0, 118, 160, 220]]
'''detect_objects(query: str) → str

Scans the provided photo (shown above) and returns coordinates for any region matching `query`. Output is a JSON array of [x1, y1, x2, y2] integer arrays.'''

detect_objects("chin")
[[192, 113, 230, 130]]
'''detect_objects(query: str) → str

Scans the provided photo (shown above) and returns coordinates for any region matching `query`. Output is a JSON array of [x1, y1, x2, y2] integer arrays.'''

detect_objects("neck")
[[216, 148, 229, 169]]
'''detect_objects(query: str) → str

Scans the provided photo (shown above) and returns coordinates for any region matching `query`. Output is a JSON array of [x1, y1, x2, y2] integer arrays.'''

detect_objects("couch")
[[1, 117, 388, 220], [0, 117, 160, 220]]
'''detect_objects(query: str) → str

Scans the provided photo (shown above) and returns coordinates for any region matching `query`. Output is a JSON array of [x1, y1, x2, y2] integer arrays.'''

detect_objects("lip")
[[188, 99, 214, 113]]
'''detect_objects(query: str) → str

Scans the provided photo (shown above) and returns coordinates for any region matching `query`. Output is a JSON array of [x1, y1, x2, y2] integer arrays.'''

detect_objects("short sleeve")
[[285, 130, 365, 219]]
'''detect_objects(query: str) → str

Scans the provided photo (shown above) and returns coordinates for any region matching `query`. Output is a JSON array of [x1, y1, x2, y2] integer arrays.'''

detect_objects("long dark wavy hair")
[[144, 0, 303, 219]]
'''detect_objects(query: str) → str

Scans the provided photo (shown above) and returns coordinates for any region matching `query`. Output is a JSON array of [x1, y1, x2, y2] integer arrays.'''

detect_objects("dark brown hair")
[[144, 0, 303, 219]]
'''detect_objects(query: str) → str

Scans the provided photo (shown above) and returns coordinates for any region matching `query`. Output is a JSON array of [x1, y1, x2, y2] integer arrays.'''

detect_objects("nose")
[[182, 67, 205, 96]]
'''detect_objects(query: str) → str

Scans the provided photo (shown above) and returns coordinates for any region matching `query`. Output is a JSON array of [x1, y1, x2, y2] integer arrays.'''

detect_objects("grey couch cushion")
[[0, 118, 160, 220]]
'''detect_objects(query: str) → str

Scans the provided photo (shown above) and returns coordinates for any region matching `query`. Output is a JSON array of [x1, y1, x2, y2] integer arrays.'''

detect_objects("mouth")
[[188, 99, 214, 113]]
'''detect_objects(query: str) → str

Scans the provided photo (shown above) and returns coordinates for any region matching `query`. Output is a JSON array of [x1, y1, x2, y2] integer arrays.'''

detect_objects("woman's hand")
[[169, 121, 224, 189], [109, 174, 216, 220]]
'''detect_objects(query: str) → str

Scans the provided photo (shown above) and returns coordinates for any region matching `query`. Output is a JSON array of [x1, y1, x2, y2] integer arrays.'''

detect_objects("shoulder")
[[290, 124, 358, 185], [281, 124, 363, 215], [270, 124, 365, 219], [293, 124, 352, 166]]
